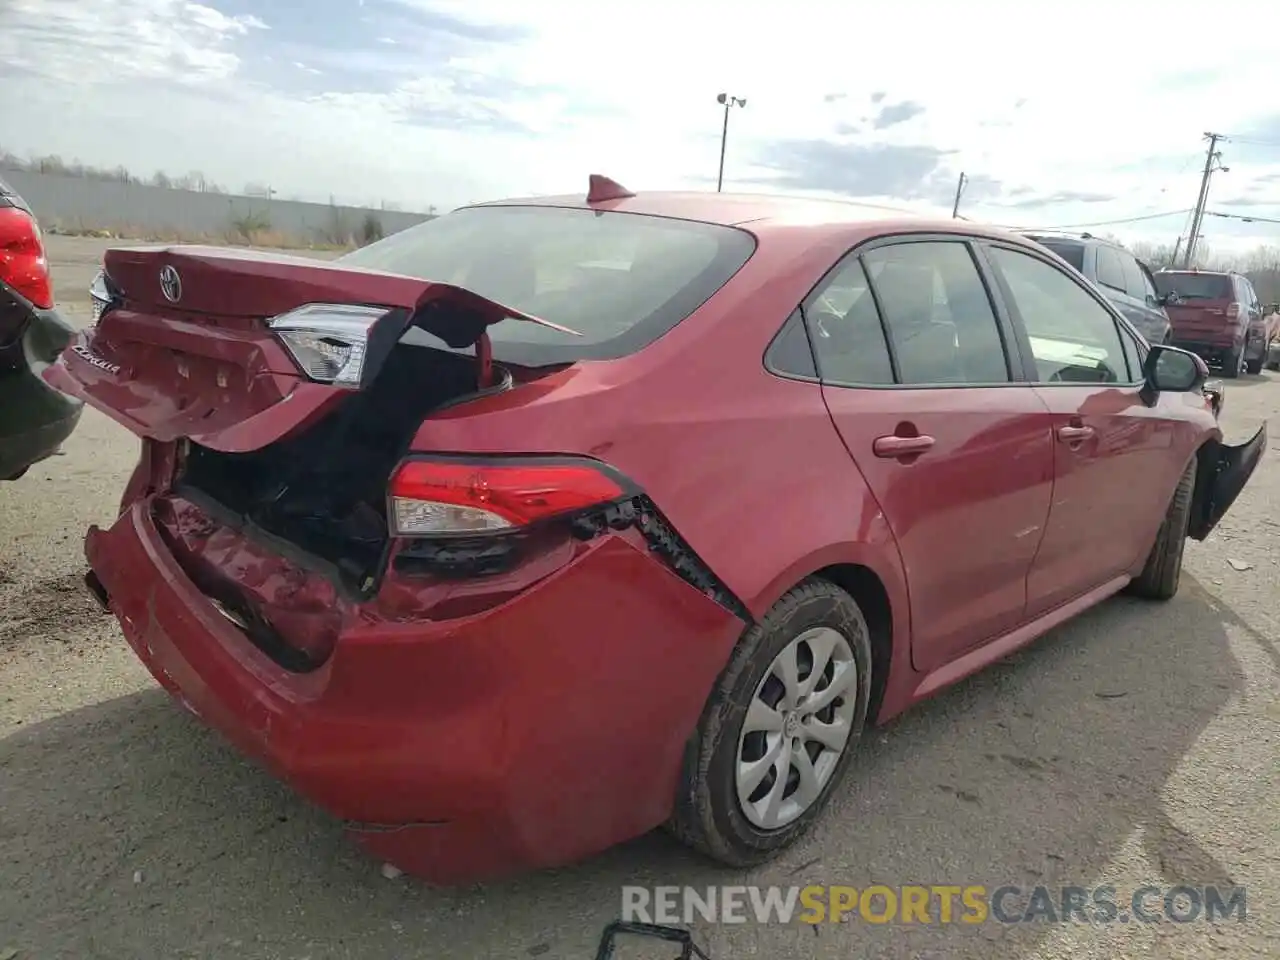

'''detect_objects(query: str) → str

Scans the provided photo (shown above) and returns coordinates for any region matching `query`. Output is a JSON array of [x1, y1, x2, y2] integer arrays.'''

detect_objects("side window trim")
[[1120, 251, 1148, 302], [1137, 260, 1159, 302], [763, 307, 820, 382], [977, 239, 1144, 386], [1117, 324, 1147, 383], [852, 255, 903, 383]]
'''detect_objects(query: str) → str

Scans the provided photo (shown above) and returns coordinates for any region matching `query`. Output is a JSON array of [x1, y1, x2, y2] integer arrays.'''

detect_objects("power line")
[[1024, 209, 1193, 230], [1218, 134, 1280, 148], [1205, 210, 1280, 226]]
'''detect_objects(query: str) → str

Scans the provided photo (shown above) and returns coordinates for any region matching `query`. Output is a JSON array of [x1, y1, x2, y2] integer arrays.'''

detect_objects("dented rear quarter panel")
[[409, 222, 915, 693]]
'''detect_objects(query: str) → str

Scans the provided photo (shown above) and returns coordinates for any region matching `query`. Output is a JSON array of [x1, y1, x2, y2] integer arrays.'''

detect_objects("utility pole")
[[951, 172, 968, 219], [715, 93, 747, 192], [1183, 133, 1228, 268]]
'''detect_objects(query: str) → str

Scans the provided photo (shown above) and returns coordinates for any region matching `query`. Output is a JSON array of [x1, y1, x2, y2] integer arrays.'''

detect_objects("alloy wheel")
[[735, 626, 859, 830]]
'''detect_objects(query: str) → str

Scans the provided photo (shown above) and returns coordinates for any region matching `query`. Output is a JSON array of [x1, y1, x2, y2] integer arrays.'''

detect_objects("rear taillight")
[[88, 269, 117, 323], [1227, 303, 1240, 319], [268, 302, 394, 386], [0, 206, 53, 309], [387, 456, 632, 536]]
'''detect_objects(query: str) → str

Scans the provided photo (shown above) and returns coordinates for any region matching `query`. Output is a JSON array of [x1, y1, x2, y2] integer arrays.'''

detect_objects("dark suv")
[[1019, 232, 1173, 345], [1153, 269, 1274, 378], [0, 173, 82, 479]]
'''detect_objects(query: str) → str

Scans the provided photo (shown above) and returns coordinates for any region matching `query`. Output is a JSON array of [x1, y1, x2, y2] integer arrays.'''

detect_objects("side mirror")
[[1143, 344, 1207, 395]]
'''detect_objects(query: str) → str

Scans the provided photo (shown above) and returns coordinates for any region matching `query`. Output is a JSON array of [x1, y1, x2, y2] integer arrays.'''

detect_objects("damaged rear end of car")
[[53, 201, 760, 881], [57, 226, 751, 664]]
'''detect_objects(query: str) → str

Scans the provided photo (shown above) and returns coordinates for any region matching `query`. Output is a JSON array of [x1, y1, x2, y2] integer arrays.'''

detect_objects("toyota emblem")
[[159, 265, 182, 303]]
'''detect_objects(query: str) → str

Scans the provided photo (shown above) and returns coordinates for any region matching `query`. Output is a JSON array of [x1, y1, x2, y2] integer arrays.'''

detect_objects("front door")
[[806, 237, 1054, 673], [981, 243, 1175, 615]]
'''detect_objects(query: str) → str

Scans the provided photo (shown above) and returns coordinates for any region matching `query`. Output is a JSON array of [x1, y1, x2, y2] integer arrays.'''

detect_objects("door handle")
[[1056, 424, 1095, 442], [873, 434, 936, 458]]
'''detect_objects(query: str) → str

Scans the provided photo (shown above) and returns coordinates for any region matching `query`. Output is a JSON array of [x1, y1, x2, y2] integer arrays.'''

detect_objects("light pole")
[[716, 92, 747, 192]]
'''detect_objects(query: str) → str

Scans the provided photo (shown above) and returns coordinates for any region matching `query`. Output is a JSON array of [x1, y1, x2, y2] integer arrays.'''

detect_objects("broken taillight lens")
[[268, 302, 393, 386], [387, 456, 631, 536], [0, 206, 54, 309]]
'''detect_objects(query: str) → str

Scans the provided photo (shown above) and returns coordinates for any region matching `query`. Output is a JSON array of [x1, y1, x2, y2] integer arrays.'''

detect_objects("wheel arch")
[[810, 562, 896, 725]]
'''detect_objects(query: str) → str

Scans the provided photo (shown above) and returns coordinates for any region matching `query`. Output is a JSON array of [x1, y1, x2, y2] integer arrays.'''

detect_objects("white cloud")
[[2, 0, 1279, 251]]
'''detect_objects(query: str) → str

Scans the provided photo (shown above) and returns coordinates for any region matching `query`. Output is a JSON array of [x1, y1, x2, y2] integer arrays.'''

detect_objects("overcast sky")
[[3, 0, 1280, 252]]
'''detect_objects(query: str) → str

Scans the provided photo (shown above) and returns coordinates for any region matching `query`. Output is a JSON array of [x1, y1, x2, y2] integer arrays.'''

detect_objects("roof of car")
[[469, 188, 1032, 244]]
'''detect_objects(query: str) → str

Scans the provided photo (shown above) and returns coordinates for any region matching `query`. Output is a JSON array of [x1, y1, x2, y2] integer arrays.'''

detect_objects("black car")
[[1019, 231, 1174, 345], [0, 173, 81, 480]]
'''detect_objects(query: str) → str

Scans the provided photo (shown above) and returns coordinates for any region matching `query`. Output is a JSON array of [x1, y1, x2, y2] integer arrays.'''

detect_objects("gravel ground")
[[1, 236, 1277, 960]]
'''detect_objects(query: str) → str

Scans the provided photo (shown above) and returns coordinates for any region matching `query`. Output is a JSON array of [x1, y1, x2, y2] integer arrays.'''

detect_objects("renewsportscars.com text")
[[621, 884, 1248, 925]]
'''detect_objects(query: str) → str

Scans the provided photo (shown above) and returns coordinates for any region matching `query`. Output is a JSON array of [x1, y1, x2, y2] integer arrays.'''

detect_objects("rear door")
[[1118, 251, 1170, 344], [810, 236, 1054, 673], [980, 242, 1181, 615]]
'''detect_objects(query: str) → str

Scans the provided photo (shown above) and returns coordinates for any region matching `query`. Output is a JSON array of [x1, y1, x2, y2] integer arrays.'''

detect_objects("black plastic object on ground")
[[595, 921, 712, 960]]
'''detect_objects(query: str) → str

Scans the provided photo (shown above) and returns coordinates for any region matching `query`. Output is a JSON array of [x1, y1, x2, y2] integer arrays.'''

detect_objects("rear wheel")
[[1246, 341, 1264, 375], [1127, 457, 1197, 601], [1222, 345, 1244, 379], [667, 578, 872, 866]]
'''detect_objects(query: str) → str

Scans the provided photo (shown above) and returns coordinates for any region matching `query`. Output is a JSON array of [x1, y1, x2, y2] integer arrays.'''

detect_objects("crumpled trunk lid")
[[42, 245, 573, 453]]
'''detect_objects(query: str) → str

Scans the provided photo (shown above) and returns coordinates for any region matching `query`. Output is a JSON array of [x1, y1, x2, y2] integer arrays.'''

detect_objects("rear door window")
[[803, 257, 895, 385], [337, 205, 756, 364], [861, 240, 1011, 385], [1095, 246, 1127, 294], [1120, 251, 1152, 303]]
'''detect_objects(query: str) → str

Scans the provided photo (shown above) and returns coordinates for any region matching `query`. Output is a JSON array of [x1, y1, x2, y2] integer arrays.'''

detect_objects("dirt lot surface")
[[2, 236, 1278, 959]]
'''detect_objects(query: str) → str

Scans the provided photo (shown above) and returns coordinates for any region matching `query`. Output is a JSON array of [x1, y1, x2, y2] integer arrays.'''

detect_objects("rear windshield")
[[337, 204, 756, 364], [1025, 237, 1085, 273], [1153, 272, 1232, 300]]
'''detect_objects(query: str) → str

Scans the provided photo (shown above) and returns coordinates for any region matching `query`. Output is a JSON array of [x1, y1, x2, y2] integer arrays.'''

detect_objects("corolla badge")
[[159, 264, 182, 303], [70, 343, 121, 375]]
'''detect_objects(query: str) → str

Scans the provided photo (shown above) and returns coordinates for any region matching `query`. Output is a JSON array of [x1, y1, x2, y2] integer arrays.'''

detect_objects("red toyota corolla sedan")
[[48, 177, 1265, 884]]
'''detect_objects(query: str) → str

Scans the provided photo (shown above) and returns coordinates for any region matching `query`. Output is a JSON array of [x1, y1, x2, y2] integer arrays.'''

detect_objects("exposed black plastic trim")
[[390, 453, 752, 621], [570, 495, 753, 623]]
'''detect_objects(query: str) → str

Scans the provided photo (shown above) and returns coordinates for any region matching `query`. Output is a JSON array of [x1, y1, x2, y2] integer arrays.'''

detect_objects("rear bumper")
[[1172, 339, 1237, 359], [86, 501, 740, 883]]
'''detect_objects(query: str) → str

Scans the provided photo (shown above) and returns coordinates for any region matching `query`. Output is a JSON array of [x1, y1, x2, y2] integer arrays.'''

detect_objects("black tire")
[[666, 578, 873, 866], [1246, 349, 1264, 375], [1222, 345, 1243, 378], [1127, 457, 1197, 600], [1267, 359, 1280, 372]]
